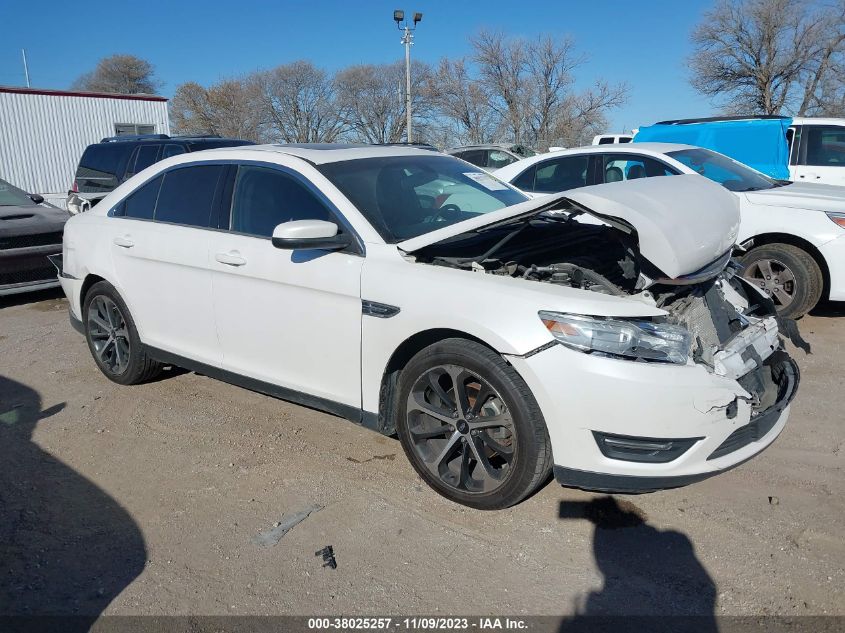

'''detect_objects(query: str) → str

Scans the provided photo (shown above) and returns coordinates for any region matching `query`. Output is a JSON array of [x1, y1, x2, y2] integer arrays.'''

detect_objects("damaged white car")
[[56, 145, 799, 509]]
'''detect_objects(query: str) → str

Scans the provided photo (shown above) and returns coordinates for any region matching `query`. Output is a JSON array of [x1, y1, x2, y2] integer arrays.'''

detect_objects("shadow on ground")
[[0, 375, 146, 628], [809, 300, 845, 318], [559, 496, 717, 632]]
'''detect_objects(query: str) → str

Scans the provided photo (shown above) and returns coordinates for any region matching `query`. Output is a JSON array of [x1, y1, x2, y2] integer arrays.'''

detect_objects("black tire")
[[740, 243, 823, 319], [82, 281, 162, 385], [395, 338, 552, 510]]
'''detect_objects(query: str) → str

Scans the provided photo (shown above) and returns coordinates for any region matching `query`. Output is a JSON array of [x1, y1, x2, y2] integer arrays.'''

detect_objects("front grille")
[[0, 265, 57, 286], [0, 232, 63, 250]]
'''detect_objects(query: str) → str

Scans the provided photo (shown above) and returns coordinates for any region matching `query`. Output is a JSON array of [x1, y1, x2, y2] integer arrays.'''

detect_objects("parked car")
[[495, 143, 845, 318], [66, 134, 254, 214], [592, 133, 633, 145], [57, 144, 798, 509], [636, 116, 845, 186], [0, 176, 68, 296], [446, 144, 537, 171]]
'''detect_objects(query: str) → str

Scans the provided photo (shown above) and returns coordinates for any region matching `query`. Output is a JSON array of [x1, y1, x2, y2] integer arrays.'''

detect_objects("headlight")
[[826, 212, 845, 229], [538, 311, 691, 364]]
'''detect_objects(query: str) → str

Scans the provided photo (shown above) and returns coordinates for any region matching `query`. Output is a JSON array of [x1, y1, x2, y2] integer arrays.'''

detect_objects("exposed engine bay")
[[412, 210, 802, 417]]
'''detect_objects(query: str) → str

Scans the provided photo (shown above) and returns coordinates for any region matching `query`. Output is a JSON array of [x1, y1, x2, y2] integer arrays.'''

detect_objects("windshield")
[[0, 178, 36, 206], [317, 155, 528, 241], [666, 148, 777, 192]]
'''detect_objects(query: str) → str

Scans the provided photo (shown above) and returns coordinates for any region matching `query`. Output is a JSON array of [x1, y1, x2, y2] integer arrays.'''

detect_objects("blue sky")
[[0, 0, 715, 132]]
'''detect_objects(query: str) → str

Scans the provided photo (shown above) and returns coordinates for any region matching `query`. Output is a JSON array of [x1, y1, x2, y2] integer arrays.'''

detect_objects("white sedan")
[[57, 144, 798, 509], [495, 143, 845, 318]]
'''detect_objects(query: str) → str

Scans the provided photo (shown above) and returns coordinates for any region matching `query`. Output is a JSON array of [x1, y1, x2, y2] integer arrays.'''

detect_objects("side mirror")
[[271, 219, 351, 251], [29, 193, 44, 204]]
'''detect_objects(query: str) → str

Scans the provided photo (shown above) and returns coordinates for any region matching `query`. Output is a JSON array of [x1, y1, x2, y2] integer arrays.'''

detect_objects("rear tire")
[[82, 281, 162, 385], [740, 243, 823, 319], [395, 338, 552, 510]]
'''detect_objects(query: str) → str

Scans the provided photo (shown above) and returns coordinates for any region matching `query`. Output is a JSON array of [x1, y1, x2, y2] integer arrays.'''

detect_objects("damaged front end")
[[409, 183, 802, 433]]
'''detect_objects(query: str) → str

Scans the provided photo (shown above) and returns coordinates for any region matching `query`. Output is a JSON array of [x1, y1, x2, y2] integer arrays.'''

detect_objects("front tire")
[[83, 281, 162, 385], [740, 243, 823, 319], [395, 338, 552, 510]]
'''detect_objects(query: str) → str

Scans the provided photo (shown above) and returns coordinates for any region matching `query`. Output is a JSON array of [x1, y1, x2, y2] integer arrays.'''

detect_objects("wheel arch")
[[741, 232, 831, 298], [80, 273, 108, 306], [373, 328, 501, 436]]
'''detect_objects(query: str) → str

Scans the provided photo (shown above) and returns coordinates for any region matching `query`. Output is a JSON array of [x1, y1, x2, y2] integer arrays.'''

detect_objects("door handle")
[[215, 251, 247, 266], [113, 235, 134, 248]]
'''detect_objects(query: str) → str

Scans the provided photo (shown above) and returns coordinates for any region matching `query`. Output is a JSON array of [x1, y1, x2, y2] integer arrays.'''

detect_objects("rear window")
[[76, 144, 134, 192]]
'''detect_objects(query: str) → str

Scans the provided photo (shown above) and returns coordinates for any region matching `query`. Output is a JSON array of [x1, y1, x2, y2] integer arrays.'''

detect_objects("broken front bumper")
[[507, 343, 798, 493]]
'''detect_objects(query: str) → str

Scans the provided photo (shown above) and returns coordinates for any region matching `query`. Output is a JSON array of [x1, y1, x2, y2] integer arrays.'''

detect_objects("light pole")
[[393, 9, 422, 144]]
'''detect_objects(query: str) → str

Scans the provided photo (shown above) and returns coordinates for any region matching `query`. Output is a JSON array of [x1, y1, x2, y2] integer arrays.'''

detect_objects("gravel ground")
[[0, 289, 842, 618]]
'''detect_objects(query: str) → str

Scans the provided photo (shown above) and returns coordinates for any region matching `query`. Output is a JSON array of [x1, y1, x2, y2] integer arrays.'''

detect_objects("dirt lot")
[[1, 289, 843, 618]]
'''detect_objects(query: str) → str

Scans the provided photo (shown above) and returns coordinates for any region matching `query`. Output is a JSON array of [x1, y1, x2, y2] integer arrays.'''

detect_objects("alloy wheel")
[[405, 364, 515, 494], [742, 258, 797, 309], [87, 295, 131, 375]]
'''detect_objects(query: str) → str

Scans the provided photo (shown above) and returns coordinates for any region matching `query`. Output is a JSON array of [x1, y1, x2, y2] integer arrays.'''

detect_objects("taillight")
[[71, 180, 78, 192]]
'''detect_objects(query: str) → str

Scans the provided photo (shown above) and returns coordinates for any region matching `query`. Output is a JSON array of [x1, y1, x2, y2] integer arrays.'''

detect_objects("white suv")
[[495, 143, 845, 318], [57, 144, 798, 508]]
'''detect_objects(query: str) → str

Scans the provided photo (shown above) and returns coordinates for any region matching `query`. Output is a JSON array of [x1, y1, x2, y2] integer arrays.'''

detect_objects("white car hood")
[[744, 181, 845, 212], [398, 174, 741, 279]]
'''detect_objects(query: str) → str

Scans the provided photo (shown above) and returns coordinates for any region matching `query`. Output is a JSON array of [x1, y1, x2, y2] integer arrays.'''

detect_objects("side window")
[[602, 154, 677, 183], [457, 150, 486, 167], [487, 150, 517, 170], [126, 144, 160, 179], [533, 156, 590, 193], [804, 126, 845, 166], [162, 144, 187, 159], [119, 175, 163, 220], [618, 137, 632, 144], [154, 165, 225, 227], [512, 165, 536, 191], [787, 127, 801, 166], [230, 166, 331, 237], [598, 137, 614, 145]]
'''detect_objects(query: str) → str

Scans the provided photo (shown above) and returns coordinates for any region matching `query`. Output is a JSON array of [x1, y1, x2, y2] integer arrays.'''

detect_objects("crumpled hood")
[[398, 174, 740, 280], [0, 204, 69, 239], [744, 181, 845, 212]]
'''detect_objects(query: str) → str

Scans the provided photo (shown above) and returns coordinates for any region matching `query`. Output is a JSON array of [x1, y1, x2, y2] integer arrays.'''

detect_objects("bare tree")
[[72, 54, 160, 94], [170, 79, 262, 141], [689, 0, 845, 115], [471, 30, 627, 149], [334, 61, 432, 144], [252, 61, 345, 142], [427, 58, 500, 145]]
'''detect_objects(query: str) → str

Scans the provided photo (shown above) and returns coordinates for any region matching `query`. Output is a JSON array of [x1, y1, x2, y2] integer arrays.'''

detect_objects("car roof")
[[791, 117, 845, 126], [445, 144, 516, 152], [210, 143, 442, 165]]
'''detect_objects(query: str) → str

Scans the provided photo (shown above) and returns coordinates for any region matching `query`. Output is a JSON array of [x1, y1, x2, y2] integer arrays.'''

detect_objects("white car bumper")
[[507, 343, 798, 493], [819, 234, 845, 301]]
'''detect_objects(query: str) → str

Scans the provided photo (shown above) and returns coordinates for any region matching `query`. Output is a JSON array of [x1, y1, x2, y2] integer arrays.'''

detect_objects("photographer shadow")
[[0, 375, 146, 630], [559, 496, 717, 633]]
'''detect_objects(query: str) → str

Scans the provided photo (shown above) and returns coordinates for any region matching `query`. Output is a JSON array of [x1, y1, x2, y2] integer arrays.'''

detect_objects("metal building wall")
[[0, 89, 170, 205]]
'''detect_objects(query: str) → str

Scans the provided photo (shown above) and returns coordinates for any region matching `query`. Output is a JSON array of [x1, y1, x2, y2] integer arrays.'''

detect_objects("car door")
[[109, 164, 226, 365], [791, 125, 845, 185], [207, 163, 364, 408]]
